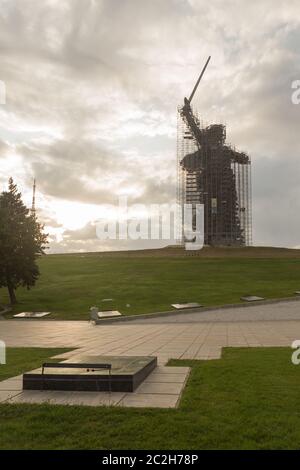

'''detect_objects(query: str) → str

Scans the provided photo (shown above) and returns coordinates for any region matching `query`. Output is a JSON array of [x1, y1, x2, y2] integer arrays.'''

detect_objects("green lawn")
[[1, 254, 300, 319], [0, 347, 299, 449], [0, 348, 72, 382]]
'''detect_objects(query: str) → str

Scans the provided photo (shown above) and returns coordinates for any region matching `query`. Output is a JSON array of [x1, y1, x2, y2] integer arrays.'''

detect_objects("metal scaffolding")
[[177, 106, 252, 246]]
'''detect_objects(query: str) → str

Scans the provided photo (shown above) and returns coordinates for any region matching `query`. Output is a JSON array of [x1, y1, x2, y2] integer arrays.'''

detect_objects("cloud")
[[0, 0, 300, 250], [0, 139, 9, 156], [63, 221, 97, 241]]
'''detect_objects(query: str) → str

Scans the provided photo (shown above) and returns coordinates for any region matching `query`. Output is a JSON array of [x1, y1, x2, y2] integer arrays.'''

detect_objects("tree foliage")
[[0, 178, 48, 304]]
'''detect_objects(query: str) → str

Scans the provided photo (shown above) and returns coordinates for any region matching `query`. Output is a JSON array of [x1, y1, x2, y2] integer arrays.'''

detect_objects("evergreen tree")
[[0, 178, 48, 304]]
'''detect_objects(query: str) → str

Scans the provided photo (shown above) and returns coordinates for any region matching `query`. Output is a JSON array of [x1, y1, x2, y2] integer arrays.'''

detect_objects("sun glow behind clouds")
[[47, 200, 109, 231]]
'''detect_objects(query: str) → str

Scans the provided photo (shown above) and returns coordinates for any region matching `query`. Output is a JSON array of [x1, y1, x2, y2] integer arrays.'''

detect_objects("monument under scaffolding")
[[177, 57, 252, 246]]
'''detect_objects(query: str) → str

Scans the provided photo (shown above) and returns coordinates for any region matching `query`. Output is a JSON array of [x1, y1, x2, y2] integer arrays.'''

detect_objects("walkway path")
[[129, 299, 300, 324], [1, 299, 300, 362], [1, 300, 300, 408]]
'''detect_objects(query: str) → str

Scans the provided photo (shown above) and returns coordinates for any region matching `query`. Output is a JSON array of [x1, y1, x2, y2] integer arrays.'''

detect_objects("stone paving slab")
[[9, 389, 126, 406], [135, 381, 183, 395], [155, 366, 190, 374], [0, 377, 23, 391], [9, 390, 55, 404], [144, 373, 187, 383], [119, 393, 179, 408], [6, 366, 190, 408], [0, 390, 22, 402]]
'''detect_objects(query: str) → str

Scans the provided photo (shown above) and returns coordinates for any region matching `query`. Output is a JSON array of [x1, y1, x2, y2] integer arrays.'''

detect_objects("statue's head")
[[204, 124, 226, 146]]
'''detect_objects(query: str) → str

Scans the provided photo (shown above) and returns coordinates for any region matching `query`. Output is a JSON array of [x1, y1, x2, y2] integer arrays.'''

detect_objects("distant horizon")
[[45, 244, 300, 255]]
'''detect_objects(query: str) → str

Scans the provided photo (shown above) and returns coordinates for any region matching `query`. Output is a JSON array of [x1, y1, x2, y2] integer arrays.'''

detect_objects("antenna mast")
[[31, 178, 36, 216]]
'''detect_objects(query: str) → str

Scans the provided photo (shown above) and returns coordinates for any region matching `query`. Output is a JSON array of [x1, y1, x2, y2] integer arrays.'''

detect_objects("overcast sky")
[[0, 0, 299, 252]]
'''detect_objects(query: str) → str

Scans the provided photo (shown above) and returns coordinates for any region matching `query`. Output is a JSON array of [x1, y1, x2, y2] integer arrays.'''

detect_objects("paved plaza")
[[1, 300, 300, 407]]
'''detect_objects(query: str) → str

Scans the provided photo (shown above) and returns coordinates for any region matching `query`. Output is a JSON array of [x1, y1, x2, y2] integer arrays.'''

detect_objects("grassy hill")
[[1, 246, 300, 320]]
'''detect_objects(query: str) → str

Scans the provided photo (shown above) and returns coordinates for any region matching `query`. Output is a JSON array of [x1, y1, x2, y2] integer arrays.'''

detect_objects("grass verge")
[[1, 254, 300, 319], [0, 348, 72, 382], [0, 347, 299, 449]]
